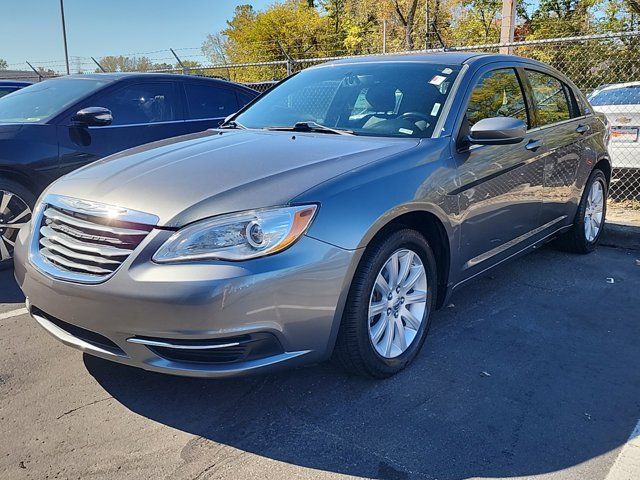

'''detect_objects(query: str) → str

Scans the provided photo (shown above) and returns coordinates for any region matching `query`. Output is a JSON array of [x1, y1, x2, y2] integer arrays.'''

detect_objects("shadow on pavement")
[[0, 268, 24, 305], [86, 247, 640, 479]]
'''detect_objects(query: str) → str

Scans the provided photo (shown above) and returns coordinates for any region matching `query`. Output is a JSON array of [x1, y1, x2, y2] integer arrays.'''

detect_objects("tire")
[[559, 168, 608, 254], [333, 228, 437, 378], [0, 179, 36, 270]]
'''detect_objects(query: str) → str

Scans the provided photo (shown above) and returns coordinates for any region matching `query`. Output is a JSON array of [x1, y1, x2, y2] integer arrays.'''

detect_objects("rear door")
[[57, 80, 184, 175], [524, 69, 597, 226], [182, 82, 241, 133], [453, 64, 545, 279]]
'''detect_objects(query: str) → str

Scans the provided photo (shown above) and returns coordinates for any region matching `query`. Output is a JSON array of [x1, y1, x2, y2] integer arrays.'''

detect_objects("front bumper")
[[14, 225, 356, 378]]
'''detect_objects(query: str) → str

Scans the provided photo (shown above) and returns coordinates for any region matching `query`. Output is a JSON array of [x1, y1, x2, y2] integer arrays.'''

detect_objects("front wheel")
[[0, 180, 35, 270], [333, 229, 437, 378], [560, 168, 608, 254]]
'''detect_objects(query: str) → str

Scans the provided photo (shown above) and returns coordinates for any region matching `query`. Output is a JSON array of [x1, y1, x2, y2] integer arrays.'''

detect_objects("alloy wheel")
[[0, 190, 32, 261], [584, 179, 604, 243], [368, 248, 428, 358]]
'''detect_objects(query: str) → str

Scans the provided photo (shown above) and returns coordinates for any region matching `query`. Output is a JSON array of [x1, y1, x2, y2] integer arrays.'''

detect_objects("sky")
[[1, 0, 273, 72]]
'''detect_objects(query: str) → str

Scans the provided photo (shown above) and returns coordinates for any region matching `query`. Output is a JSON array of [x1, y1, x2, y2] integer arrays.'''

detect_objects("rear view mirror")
[[468, 117, 526, 145], [72, 107, 113, 127]]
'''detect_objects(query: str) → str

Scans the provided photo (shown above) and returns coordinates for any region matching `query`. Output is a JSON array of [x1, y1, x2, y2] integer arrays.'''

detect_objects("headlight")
[[153, 205, 318, 263]]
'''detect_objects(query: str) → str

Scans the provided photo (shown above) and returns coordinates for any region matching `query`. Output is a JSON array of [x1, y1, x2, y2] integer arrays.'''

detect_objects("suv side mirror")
[[72, 107, 113, 127], [468, 116, 526, 145]]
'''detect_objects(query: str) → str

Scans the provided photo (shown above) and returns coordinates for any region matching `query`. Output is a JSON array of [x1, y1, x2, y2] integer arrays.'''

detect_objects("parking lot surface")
[[1, 245, 639, 480]]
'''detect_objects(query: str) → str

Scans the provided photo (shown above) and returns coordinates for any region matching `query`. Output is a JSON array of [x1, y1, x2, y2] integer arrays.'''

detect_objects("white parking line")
[[0, 307, 28, 321], [605, 418, 640, 480]]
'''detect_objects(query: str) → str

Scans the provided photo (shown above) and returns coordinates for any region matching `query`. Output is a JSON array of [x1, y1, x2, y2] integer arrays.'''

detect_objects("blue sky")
[[1, 0, 273, 72]]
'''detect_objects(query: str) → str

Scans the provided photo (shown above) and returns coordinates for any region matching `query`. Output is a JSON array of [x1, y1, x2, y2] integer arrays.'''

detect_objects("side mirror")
[[468, 117, 526, 145], [72, 107, 113, 127]]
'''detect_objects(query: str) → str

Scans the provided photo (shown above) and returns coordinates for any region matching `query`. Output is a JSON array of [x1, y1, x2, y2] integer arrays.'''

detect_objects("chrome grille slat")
[[32, 199, 156, 283], [40, 248, 114, 275], [39, 226, 133, 257], [40, 238, 122, 266], [43, 208, 149, 236]]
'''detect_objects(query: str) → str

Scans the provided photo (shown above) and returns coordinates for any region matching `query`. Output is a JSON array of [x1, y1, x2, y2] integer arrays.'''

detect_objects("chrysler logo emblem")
[[60, 197, 130, 218]]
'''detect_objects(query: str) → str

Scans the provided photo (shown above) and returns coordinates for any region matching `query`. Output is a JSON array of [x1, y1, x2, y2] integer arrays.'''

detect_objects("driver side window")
[[466, 68, 529, 128]]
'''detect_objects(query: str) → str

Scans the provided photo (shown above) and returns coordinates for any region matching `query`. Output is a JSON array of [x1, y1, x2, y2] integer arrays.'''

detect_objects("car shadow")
[[85, 247, 639, 479], [0, 268, 24, 305]]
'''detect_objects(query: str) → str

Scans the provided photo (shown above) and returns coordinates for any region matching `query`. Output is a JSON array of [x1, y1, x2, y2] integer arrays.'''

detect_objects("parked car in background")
[[588, 81, 640, 170], [0, 80, 32, 98], [0, 73, 258, 265], [14, 53, 610, 379]]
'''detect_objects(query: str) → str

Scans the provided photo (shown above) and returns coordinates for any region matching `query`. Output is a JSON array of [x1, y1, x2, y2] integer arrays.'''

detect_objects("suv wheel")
[[0, 180, 35, 269], [333, 228, 437, 378]]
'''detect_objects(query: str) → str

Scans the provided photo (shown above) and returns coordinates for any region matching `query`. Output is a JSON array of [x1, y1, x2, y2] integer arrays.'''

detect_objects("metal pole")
[[170, 48, 188, 74], [91, 57, 106, 72], [499, 0, 517, 54], [383, 19, 387, 54], [59, 0, 70, 75], [26, 61, 43, 82], [425, 0, 430, 49], [276, 41, 293, 76]]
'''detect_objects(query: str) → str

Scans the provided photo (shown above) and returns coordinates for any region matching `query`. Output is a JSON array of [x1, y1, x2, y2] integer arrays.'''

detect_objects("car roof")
[[319, 51, 549, 67], [55, 72, 256, 92], [0, 80, 33, 87], [594, 81, 640, 92]]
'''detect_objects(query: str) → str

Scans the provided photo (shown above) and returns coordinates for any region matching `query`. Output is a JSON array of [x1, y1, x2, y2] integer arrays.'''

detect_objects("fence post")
[[25, 61, 42, 82], [91, 57, 106, 72], [170, 48, 189, 74], [500, 0, 517, 54], [276, 41, 294, 76]]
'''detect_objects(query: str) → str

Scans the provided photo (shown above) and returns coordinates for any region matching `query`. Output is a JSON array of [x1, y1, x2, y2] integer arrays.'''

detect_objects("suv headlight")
[[153, 205, 318, 263]]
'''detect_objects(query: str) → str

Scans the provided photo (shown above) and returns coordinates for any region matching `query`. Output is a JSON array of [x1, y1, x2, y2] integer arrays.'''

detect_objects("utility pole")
[[383, 19, 387, 54], [59, 0, 70, 74], [500, 0, 517, 54], [425, 0, 430, 49]]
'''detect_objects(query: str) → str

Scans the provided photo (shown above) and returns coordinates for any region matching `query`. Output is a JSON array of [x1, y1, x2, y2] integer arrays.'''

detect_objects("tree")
[[393, 0, 419, 49], [95, 55, 175, 72], [0, 58, 7, 70]]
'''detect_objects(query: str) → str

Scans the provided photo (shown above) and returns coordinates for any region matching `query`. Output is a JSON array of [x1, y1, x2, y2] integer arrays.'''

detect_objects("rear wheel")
[[560, 169, 607, 254], [333, 229, 437, 378], [0, 180, 35, 270]]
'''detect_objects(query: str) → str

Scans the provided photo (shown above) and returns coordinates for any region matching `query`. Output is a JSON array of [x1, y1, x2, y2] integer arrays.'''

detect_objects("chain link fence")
[[2, 31, 639, 203]]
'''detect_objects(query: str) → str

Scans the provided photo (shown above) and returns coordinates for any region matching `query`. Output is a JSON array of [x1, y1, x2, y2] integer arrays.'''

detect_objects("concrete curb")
[[602, 221, 640, 250]]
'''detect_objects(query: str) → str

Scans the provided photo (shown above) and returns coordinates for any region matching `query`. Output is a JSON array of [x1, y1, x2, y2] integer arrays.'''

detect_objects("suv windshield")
[[235, 62, 461, 138], [0, 77, 108, 123]]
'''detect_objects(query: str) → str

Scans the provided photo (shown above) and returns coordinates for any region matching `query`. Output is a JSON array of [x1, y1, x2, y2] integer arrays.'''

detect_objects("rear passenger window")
[[466, 68, 528, 127], [526, 70, 571, 126], [184, 84, 239, 119]]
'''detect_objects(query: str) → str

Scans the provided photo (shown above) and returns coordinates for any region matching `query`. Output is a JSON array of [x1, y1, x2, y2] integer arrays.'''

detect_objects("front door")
[[453, 66, 545, 280], [57, 81, 185, 176]]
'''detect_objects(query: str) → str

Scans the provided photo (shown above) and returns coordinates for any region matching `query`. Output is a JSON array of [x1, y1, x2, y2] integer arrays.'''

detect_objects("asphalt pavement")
[[1, 245, 639, 480]]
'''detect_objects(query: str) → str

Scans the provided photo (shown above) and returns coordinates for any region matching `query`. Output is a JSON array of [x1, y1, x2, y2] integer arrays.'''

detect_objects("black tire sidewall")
[[348, 229, 437, 376]]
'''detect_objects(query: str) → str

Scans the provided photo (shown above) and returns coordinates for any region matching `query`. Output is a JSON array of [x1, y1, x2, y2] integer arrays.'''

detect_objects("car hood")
[[48, 129, 420, 227]]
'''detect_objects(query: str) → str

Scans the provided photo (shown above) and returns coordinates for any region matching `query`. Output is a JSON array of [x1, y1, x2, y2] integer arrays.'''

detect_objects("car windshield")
[[0, 77, 108, 123], [235, 62, 461, 138], [589, 85, 640, 106]]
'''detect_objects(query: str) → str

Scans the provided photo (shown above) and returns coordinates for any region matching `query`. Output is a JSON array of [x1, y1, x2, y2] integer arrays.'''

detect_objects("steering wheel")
[[399, 111, 431, 123]]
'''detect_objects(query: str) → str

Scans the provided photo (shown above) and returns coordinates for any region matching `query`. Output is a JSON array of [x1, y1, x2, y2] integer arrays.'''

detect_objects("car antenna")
[[432, 22, 448, 52]]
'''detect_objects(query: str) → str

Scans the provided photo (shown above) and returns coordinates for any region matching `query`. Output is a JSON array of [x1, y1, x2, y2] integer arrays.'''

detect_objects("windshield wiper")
[[219, 120, 246, 130], [266, 121, 355, 136]]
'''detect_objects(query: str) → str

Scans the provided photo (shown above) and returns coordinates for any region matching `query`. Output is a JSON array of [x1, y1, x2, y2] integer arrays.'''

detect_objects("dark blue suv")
[[0, 73, 257, 264], [0, 81, 32, 98]]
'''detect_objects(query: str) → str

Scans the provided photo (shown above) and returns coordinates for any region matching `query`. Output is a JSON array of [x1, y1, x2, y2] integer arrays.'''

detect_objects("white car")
[[589, 82, 640, 169]]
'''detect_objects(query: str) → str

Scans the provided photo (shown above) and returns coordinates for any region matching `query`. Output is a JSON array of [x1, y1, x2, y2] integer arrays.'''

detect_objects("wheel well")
[[0, 169, 39, 197], [594, 158, 611, 185], [371, 211, 450, 309]]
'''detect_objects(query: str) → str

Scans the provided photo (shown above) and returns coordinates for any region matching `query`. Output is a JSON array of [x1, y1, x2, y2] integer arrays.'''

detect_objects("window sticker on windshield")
[[442, 68, 453, 75], [399, 128, 414, 135], [431, 103, 441, 116], [429, 75, 447, 86]]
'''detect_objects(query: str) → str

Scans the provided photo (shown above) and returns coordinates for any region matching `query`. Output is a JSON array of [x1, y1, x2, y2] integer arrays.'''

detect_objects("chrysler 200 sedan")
[[14, 52, 610, 378]]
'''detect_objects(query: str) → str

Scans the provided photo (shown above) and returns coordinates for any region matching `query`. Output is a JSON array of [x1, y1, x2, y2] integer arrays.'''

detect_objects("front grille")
[[34, 198, 156, 282]]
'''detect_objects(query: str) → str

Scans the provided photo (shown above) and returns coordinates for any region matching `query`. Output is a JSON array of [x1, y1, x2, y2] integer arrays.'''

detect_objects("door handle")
[[576, 124, 590, 134], [525, 139, 542, 151]]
